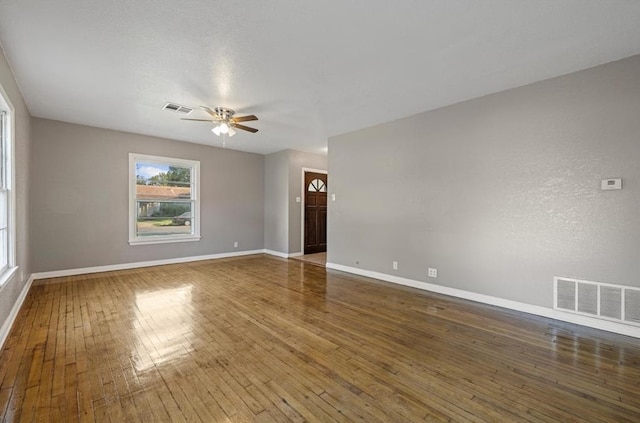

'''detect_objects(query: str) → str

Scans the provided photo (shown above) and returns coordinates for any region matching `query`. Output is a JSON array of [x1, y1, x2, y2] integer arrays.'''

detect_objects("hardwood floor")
[[1, 255, 639, 422], [290, 253, 327, 268]]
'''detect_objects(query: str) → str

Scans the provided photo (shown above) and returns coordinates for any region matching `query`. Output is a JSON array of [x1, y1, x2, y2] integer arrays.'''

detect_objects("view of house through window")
[[129, 154, 200, 244], [0, 111, 8, 273]]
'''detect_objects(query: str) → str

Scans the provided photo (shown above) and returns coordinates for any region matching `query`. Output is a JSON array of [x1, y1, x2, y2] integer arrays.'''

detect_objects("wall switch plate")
[[428, 268, 437, 278], [234, 241, 238, 248], [392, 261, 398, 270], [331, 193, 336, 202], [601, 178, 622, 190], [295, 196, 301, 203]]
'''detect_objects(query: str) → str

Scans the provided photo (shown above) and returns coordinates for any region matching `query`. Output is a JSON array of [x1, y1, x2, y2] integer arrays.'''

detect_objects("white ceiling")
[[1, 1, 640, 155]]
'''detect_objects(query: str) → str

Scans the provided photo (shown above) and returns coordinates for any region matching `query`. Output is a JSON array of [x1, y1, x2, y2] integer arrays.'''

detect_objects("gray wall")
[[31, 118, 264, 272], [264, 150, 289, 253], [0, 46, 31, 330], [264, 149, 327, 255], [328, 54, 640, 309]]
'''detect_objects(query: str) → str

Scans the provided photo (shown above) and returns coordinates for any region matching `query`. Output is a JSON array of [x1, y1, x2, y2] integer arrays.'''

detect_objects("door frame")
[[300, 167, 328, 256]]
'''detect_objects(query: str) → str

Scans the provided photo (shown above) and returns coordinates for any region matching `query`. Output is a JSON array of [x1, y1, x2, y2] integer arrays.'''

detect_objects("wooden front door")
[[304, 172, 327, 254]]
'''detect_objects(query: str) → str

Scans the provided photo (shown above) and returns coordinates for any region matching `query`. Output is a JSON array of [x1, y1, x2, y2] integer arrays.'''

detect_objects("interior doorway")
[[303, 171, 327, 255]]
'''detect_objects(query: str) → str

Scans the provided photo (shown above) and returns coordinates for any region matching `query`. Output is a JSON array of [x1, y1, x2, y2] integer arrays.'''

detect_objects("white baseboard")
[[31, 249, 308, 282], [263, 249, 303, 259], [32, 249, 266, 281], [0, 274, 34, 350], [326, 262, 640, 339], [263, 249, 289, 258]]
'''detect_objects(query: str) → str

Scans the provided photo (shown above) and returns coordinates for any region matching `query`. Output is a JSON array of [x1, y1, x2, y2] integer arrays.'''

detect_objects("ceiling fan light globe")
[[219, 123, 230, 134], [212, 126, 222, 136], [228, 127, 236, 137]]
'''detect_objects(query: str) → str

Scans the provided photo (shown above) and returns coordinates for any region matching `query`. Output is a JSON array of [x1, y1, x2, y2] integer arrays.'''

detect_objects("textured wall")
[[31, 118, 264, 272], [264, 150, 290, 253], [0, 45, 31, 334], [328, 55, 640, 308], [264, 149, 327, 255]]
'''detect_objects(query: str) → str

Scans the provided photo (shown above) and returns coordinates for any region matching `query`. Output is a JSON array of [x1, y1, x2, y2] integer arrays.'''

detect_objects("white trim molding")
[[0, 81, 17, 285], [32, 250, 265, 281], [0, 266, 18, 288], [31, 249, 307, 281], [326, 262, 640, 339], [264, 249, 289, 259], [300, 167, 327, 256], [263, 249, 302, 259], [0, 273, 33, 350]]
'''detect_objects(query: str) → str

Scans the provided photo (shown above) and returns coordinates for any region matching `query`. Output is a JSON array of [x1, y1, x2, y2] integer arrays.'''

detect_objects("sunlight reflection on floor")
[[133, 285, 194, 372]]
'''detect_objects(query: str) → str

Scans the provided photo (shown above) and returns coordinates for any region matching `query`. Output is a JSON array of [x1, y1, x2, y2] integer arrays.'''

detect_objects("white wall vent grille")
[[162, 102, 193, 114], [554, 277, 640, 327]]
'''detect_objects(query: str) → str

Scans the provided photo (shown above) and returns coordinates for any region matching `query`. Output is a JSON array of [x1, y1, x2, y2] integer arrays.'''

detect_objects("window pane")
[[0, 229, 7, 271], [0, 189, 6, 229], [136, 201, 193, 237], [136, 184, 192, 200], [0, 112, 7, 272], [130, 154, 200, 244], [0, 112, 4, 189], [136, 162, 192, 200], [308, 179, 326, 192]]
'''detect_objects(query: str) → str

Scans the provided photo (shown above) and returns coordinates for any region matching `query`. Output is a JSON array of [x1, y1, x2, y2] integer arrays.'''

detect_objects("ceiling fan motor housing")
[[214, 107, 235, 120]]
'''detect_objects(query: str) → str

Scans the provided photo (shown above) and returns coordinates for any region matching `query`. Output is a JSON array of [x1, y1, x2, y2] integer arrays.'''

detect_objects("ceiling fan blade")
[[233, 123, 259, 133], [181, 118, 215, 122], [232, 115, 258, 123], [200, 106, 219, 118]]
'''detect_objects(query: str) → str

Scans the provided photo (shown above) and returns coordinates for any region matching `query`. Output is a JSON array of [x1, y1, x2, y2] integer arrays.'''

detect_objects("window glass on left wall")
[[0, 112, 9, 274], [129, 153, 200, 245], [0, 84, 17, 286]]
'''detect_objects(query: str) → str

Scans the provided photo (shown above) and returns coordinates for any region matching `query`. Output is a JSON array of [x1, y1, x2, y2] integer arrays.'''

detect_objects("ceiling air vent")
[[162, 102, 193, 115]]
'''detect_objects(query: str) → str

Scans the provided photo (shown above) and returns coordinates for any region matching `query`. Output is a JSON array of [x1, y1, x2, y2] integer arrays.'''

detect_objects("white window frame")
[[0, 82, 18, 287], [128, 153, 201, 245]]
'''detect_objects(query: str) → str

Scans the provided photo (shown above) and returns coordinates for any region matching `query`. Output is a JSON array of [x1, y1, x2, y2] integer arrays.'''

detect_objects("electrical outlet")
[[393, 261, 398, 270], [233, 241, 238, 248], [428, 268, 437, 278]]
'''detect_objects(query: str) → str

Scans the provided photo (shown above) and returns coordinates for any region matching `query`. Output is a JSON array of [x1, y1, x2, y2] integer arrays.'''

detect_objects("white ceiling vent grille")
[[162, 102, 193, 114], [554, 277, 640, 327]]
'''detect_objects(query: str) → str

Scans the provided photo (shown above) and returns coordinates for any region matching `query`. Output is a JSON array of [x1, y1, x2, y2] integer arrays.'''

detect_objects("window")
[[0, 85, 16, 286], [307, 178, 326, 192], [0, 112, 8, 273], [129, 153, 200, 245]]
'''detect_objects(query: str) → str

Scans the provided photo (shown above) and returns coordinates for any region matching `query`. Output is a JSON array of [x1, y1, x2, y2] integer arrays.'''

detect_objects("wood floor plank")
[[0, 255, 638, 422]]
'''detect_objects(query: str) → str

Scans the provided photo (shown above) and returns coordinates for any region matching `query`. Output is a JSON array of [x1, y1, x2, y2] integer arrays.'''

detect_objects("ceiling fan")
[[181, 106, 258, 137]]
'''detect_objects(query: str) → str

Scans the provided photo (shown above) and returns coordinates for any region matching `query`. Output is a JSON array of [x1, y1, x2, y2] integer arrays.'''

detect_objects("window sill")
[[0, 266, 18, 288], [129, 236, 201, 246]]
